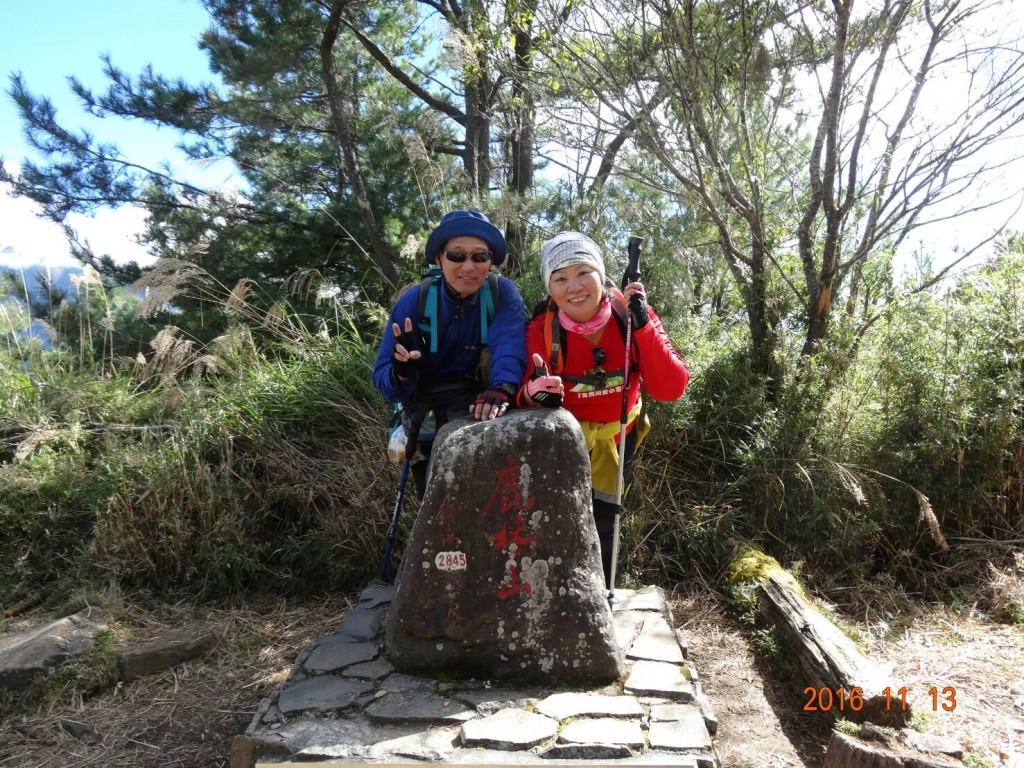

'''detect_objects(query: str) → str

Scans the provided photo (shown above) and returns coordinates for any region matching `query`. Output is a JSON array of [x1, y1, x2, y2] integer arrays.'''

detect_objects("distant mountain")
[[1, 263, 82, 301], [1, 264, 84, 349]]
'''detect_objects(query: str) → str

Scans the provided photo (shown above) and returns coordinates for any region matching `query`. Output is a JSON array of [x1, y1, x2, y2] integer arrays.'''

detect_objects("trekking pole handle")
[[622, 236, 643, 289]]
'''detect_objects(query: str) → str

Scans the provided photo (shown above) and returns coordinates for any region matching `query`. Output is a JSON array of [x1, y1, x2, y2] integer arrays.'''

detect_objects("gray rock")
[[613, 610, 645, 651], [303, 637, 378, 673], [117, 625, 217, 681], [277, 676, 374, 714], [627, 614, 686, 664], [539, 742, 634, 759], [460, 708, 558, 749], [535, 692, 645, 719], [57, 718, 102, 745], [452, 687, 541, 715], [358, 583, 396, 609], [647, 707, 713, 751], [365, 692, 476, 723], [558, 717, 645, 748], [900, 728, 964, 758], [0, 608, 104, 691], [342, 658, 394, 681], [386, 409, 622, 683], [613, 586, 666, 612], [377, 672, 436, 694], [624, 660, 695, 700], [367, 727, 460, 760], [335, 607, 383, 641], [695, 692, 719, 735]]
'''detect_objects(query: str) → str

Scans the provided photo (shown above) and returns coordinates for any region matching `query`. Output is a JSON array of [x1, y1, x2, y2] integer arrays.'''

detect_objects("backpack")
[[534, 283, 638, 387]]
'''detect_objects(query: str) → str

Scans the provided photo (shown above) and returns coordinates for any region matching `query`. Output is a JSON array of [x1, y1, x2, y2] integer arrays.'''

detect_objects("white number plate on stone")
[[434, 551, 467, 571]]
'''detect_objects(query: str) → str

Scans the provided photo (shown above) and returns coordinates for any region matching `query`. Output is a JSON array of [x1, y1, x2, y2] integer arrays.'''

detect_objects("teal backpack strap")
[[479, 274, 498, 345], [417, 267, 443, 354]]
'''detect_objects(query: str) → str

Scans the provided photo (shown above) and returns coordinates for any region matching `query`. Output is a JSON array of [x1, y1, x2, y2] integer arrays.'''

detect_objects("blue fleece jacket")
[[373, 275, 527, 405]]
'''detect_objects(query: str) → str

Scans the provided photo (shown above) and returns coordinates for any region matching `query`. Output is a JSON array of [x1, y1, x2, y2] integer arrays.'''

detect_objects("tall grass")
[[1, 261, 397, 600], [2, 246, 1021, 607], [626, 248, 1023, 603]]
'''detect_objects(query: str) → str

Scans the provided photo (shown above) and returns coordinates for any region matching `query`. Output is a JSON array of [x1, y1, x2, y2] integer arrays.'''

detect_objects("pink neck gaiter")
[[558, 298, 613, 336]]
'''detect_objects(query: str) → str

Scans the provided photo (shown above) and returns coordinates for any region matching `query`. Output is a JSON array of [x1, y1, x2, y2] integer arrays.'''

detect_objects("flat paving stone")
[[460, 709, 558, 750], [358, 583, 395, 609], [366, 726, 460, 760], [539, 742, 634, 760], [624, 659, 695, 701], [647, 707, 713, 751], [453, 687, 541, 715], [365, 692, 476, 724], [277, 676, 374, 714], [650, 702, 703, 721], [237, 582, 720, 768], [627, 614, 686, 664], [613, 587, 665, 612], [377, 672, 435, 694], [335, 608, 384, 640], [535, 692, 645, 719], [695, 693, 719, 735], [303, 638, 378, 673], [613, 611, 644, 651], [342, 658, 394, 681], [557, 717, 645, 748]]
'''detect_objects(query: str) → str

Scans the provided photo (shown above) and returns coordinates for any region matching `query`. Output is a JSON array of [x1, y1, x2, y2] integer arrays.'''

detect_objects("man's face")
[[436, 235, 493, 297]]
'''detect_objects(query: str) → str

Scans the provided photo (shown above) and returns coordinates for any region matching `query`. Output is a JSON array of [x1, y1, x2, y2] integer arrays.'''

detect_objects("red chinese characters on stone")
[[491, 515, 535, 552], [497, 562, 533, 600], [481, 458, 536, 518], [482, 458, 539, 601]]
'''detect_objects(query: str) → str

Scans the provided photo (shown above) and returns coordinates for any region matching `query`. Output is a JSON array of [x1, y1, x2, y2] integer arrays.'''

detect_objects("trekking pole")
[[379, 418, 422, 582], [608, 236, 643, 603], [379, 457, 411, 582]]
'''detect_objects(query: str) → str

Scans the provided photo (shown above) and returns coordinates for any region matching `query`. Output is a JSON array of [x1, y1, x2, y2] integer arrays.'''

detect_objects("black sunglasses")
[[444, 250, 492, 264], [592, 347, 606, 368]]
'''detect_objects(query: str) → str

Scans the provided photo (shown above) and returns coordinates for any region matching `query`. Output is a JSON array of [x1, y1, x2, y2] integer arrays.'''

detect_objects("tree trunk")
[[321, 0, 399, 292], [729, 548, 909, 727], [758, 571, 908, 726], [822, 730, 962, 768]]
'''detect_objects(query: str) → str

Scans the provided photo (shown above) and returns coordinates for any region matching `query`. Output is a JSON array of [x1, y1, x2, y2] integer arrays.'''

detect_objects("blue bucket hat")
[[424, 210, 507, 267]]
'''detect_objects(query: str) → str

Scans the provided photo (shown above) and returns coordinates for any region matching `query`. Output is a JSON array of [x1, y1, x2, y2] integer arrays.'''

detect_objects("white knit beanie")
[[540, 232, 606, 289]]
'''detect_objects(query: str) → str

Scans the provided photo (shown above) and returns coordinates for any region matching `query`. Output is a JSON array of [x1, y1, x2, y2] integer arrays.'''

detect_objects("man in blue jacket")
[[374, 210, 527, 496]]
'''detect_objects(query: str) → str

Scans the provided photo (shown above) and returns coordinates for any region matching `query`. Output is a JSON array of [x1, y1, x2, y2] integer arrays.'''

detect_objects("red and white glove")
[[520, 353, 563, 408]]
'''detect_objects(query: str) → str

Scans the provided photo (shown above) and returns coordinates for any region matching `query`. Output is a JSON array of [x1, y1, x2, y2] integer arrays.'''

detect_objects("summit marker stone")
[[385, 409, 622, 682]]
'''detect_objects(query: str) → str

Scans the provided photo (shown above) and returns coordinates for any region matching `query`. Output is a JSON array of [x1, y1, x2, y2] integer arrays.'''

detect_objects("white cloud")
[[1, 174, 154, 271]]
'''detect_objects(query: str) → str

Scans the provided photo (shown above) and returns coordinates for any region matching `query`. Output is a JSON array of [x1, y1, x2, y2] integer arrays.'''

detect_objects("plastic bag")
[[387, 423, 407, 463]]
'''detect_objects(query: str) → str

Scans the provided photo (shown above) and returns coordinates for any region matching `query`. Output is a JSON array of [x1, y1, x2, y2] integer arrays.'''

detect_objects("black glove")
[[527, 360, 563, 409], [627, 291, 650, 330], [475, 382, 517, 409], [391, 325, 422, 379]]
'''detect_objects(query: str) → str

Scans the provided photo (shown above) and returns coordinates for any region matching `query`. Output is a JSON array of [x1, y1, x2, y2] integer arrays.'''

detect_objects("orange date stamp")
[[802, 685, 958, 712]]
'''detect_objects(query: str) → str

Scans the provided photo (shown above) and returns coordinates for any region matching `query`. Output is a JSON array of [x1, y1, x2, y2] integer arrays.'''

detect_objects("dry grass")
[[0, 594, 356, 768], [858, 609, 1024, 766]]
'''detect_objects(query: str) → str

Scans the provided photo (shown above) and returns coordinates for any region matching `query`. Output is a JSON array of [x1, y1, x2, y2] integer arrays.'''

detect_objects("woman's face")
[[435, 235, 493, 297], [548, 263, 604, 322]]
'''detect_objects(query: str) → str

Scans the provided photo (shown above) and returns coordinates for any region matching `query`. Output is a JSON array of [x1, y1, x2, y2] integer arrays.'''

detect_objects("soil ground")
[[1, 583, 1021, 768]]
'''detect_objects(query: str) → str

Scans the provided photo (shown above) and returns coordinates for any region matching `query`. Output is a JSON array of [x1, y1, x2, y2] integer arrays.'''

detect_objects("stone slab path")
[[231, 584, 719, 767]]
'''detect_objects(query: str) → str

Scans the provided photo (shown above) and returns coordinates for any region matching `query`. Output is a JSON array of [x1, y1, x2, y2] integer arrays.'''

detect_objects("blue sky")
[[1, 0, 222, 269]]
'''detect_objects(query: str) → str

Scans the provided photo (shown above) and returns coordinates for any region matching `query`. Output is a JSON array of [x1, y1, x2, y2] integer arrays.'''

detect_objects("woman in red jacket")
[[517, 231, 689, 584]]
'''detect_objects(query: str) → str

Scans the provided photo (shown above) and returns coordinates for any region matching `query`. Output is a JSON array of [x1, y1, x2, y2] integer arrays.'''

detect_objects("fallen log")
[[728, 546, 910, 726], [822, 730, 962, 768]]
